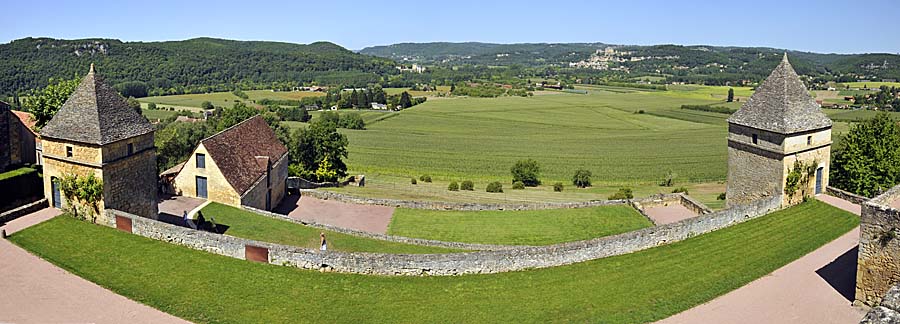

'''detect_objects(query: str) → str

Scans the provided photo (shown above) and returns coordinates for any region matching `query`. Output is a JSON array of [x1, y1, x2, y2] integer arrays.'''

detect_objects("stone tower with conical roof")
[[41, 64, 158, 222], [726, 54, 833, 207]]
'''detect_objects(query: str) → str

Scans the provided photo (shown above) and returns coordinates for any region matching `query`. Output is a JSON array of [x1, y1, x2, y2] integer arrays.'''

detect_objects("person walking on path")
[[320, 232, 327, 252]]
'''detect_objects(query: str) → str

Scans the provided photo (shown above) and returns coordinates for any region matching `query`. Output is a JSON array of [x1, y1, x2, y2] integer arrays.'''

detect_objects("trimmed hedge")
[[0, 167, 42, 211]]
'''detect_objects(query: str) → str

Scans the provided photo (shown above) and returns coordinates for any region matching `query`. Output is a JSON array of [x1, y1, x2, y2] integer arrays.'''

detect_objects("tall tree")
[[22, 77, 80, 129], [399, 91, 413, 108], [290, 120, 349, 181], [727, 88, 734, 102], [831, 112, 900, 197]]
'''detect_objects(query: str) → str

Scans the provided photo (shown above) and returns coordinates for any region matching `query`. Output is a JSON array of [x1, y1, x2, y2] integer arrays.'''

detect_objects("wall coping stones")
[[0, 199, 48, 225], [828, 186, 870, 205], [860, 284, 900, 323], [106, 194, 781, 276]]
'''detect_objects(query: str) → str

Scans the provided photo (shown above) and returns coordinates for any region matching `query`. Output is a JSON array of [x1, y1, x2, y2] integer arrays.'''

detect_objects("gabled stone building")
[[167, 115, 288, 211], [726, 54, 833, 207], [0, 101, 38, 170], [40, 64, 158, 221]]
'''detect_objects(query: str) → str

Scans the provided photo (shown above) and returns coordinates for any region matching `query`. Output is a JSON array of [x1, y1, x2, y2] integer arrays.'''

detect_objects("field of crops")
[[139, 90, 324, 109], [841, 81, 900, 89], [342, 87, 731, 185]]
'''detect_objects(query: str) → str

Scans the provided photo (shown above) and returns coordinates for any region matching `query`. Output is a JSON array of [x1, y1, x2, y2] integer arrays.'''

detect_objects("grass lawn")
[[0, 166, 37, 181], [387, 205, 652, 245], [11, 200, 857, 323], [201, 202, 458, 254]]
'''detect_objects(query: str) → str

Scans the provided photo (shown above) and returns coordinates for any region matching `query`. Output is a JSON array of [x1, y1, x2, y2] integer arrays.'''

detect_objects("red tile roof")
[[201, 115, 287, 195], [11, 110, 37, 135]]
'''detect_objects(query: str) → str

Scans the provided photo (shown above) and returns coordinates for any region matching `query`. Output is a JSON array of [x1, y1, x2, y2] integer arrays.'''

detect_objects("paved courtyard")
[[0, 208, 190, 324], [158, 194, 206, 219], [657, 195, 867, 324], [643, 204, 698, 225], [274, 193, 396, 234]]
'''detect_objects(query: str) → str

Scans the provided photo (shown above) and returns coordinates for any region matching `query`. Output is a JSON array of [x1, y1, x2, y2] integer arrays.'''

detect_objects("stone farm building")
[[0, 101, 40, 170], [165, 115, 288, 211], [726, 54, 832, 207], [40, 64, 159, 222]]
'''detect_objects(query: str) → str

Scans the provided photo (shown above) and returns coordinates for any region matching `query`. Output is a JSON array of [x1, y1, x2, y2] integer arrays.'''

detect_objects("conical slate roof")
[[727, 54, 832, 134], [41, 64, 154, 145]]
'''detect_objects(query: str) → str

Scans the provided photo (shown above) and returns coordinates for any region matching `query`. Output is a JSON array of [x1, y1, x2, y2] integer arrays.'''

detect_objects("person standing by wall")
[[320, 232, 327, 252]]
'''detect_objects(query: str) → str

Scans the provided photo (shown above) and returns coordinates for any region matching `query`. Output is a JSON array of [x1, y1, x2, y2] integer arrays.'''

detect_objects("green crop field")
[[341, 86, 733, 186], [139, 90, 324, 109], [385, 86, 451, 97], [10, 200, 858, 323], [841, 81, 900, 89], [387, 205, 652, 245], [201, 203, 457, 254]]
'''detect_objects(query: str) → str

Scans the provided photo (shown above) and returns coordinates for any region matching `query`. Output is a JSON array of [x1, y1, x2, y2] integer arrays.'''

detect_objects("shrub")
[[486, 181, 503, 193], [512, 181, 525, 190], [717, 192, 727, 200], [201, 101, 214, 110], [572, 169, 592, 188], [659, 170, 676, 187], [460, 180, 474, 191], [448, 181, 459, 191], [608, 188, 633, 200], [553, 182, 564, 192], [671, 187, 689, 195], [340, 112, 366, 130], [511, 159, 541, 186], [147, 102, 157, 110], [419, 175, 432, 183], [410, 178, 417, 185]]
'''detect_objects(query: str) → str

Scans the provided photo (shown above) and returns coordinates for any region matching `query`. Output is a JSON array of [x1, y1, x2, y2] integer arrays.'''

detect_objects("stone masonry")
[[857, 184, 900, 306]]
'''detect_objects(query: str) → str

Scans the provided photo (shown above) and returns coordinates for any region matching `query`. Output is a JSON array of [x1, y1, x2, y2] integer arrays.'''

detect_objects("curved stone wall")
[[107, 194, 781, 276], [299, 189, 627, 211]]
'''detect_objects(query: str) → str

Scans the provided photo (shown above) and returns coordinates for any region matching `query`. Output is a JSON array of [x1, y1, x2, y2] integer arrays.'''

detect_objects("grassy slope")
[[11, 200, 857, 323], [387, 205, 652, 245], [201, 202, 457, 254]]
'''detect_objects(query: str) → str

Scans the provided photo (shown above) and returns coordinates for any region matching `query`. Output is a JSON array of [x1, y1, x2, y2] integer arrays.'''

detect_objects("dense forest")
[[0, 37, 397, 97], [361, 42, 900, 84]]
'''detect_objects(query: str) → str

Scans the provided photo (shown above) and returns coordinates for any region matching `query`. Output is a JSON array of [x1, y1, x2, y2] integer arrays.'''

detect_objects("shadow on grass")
[[815, 245, 858, 302]]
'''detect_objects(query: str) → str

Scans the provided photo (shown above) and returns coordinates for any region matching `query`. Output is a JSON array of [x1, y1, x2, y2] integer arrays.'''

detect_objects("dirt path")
[[658, 195, 867, 324], [0, 208, 191, 324], [643, 204, 697, 225], [275, 194, 396, 234]]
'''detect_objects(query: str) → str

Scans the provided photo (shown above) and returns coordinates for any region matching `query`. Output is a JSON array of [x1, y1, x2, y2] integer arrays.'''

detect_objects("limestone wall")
[[857, 184, 900, 306], [631, 193, 713, 216], [860, 284, 900, 323], [299, 189, 628, 211], [102, 147, 158, 221], [106, 195, 781, 276], [827, 186, 869, 205], [726, 141, 783, 206], [240, 154, 288, 211], [173, 143, 240, 206]]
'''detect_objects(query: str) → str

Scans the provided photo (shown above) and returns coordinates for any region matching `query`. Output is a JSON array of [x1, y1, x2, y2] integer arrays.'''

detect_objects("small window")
[[751, 134, 758, 144], [196, 153, 205, 168], [66, 146, 73, 157], [807, 136, 812, 145], [126, 143, 134, 155]]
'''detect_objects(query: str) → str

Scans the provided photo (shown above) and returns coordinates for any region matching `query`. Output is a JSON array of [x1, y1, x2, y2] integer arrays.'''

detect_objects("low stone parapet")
[[857, 184, 900, 306], [0, 199, 48, 224], [828, 186, 869, 205], [298, 189, 628, 211], [105, 194, 781, 276]]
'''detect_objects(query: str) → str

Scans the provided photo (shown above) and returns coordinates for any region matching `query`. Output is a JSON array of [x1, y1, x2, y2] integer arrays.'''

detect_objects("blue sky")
[[6, 0, 899, 54]]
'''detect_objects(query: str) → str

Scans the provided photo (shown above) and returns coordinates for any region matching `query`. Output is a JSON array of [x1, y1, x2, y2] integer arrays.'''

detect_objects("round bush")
[[608, 188, 634, 200], [460, 180, 474, 191], [553, 182, 564, 192], [572, 169, 592, 188], [419, 175, 432, 183], [448, 181, 459, 191], [512, 181, 525, 190], [717, 192, 727, 200], [410, 178, 417, 185], [510, 159, 541, 187], [486, 181, 503, 193]]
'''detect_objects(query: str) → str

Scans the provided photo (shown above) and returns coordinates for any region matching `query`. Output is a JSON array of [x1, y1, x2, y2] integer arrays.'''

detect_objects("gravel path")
[[276, 193, 396, 234], [657, 195, 867, 323], [0, 208, 191, 324]]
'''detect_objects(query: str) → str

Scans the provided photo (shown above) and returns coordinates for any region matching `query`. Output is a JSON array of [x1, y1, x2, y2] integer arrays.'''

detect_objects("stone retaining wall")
[[299, 189, 628, 211], [0, 199, 47, 224], [106, 194, 781, 276], [828, 186, 869, 205], [857, 184, 900, 306], [860, 284, 900, 323], [631, 193, 713, 217], [241, 205, 522, 251]]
